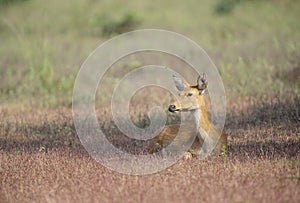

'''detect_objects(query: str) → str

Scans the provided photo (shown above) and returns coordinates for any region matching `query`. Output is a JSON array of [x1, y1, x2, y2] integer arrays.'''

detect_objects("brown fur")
[[148, 74, 227, 157]]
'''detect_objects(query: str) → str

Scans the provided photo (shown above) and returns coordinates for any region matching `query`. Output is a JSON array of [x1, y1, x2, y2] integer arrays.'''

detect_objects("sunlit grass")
[[0, 0, 299, 107]]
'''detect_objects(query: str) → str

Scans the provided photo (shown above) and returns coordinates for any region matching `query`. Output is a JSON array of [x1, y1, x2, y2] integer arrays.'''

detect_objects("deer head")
[[168, 73, 208, 113]]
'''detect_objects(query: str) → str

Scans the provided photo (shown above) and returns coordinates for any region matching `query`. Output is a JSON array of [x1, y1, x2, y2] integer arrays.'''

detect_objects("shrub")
[[90, 11, 141, 37], [214, 0, 240, 15]]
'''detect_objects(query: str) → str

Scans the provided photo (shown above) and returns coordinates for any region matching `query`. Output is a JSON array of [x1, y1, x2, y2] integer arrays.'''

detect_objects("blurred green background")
[[0, 0, 299, 108]]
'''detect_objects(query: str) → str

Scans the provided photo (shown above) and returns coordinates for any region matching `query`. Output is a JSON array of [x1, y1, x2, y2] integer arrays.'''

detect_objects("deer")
[[147, 73, 228, 159]]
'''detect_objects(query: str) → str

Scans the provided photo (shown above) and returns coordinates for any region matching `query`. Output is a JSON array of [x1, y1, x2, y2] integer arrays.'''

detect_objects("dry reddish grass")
[[0, 100, 299, 203], [1, 151, 299, 203]]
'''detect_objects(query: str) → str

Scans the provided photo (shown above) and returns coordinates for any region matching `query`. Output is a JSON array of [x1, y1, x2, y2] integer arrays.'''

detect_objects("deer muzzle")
[[168, 105, 177, 112]]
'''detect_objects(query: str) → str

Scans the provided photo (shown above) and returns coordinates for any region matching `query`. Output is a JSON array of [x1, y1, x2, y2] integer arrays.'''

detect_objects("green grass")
[[0, 0, 299, 107]]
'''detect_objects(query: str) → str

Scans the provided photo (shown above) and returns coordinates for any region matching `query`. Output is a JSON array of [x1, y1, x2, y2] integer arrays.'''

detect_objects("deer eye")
[[187, 92, 193, 97]]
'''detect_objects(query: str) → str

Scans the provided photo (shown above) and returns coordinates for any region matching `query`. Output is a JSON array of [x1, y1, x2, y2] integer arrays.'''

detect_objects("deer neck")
[[196, 97, 211, 132]]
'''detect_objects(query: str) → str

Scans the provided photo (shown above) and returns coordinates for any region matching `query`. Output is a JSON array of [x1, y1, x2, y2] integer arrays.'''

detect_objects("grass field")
[[0, 0, 300, 202]]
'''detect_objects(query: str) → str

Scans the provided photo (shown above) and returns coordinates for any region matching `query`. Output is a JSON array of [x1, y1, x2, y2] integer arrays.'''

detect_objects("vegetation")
[[0, 0, 299, 202], [0, 0, 299, 107], [0, 0, 28, 5], [89, 11, 141, 37]]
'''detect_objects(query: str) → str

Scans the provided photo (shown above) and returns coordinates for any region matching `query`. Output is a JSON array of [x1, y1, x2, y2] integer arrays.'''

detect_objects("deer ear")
[[199, 89, 205, 95], [173, 75, 188, 91], [197, 73, 208, 95]]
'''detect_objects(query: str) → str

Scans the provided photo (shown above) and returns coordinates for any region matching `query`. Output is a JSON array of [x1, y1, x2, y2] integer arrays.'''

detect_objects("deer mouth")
[[169, 105, 200, 113], [169, 104, 199, 113], [168, 105, 180, 112]]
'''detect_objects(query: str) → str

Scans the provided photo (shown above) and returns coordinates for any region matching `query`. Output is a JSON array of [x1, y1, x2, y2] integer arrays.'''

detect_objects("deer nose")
[[168, 105, 176, 112]]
